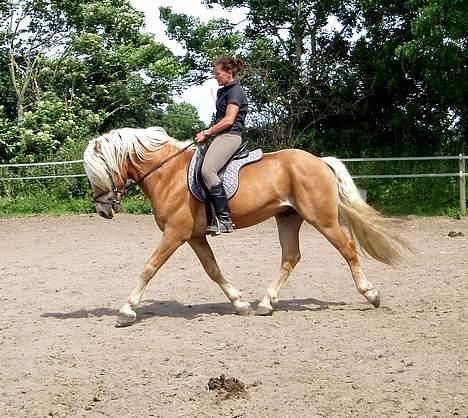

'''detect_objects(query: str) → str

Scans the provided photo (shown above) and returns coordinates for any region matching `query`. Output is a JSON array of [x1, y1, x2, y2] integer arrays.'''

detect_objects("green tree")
[[162, 1, 367, 148], [0, 0, 190, 163], [159, 6, 243, 83], [160, 102, 205, 140], [162, 0, 467, 155], [326, 0, 467, 156], [397, 0, 467, 152], [1, 0, 66, 121]]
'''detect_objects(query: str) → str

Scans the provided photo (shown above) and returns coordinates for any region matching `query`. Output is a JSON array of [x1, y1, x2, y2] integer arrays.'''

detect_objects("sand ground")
[[0, 214, 466, 417]]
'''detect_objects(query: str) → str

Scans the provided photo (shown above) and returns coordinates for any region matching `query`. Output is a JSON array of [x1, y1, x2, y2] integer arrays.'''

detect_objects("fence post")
[[460, 154, 466, 216]]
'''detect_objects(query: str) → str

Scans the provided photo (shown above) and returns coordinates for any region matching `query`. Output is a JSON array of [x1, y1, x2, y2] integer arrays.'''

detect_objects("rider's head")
[[213, 56, 245, 86]]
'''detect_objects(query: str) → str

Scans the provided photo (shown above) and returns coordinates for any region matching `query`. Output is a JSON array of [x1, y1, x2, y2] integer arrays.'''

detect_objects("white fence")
[[0, 160, 86, 181], [0, 154, 466, 215]]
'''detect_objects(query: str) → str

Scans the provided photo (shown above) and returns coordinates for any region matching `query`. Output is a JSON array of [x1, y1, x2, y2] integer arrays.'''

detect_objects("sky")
[[130, 0, 248, 124]]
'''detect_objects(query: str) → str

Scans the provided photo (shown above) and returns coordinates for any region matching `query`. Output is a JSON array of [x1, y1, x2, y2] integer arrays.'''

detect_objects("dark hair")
[[214, 56, 245, 77]]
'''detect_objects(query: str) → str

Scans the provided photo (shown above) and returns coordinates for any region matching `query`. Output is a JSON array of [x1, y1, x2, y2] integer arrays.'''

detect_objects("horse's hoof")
[[235, 302, 252, 316], [115, 318, 135, 328], [115, 305, 137, 327], [255, 303, 273, 316], [364, 289, 381, 308]]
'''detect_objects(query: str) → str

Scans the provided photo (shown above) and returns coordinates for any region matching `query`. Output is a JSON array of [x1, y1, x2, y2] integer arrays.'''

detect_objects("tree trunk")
[[17, 99, 24, 121], [294, 0, 303, 68], [7, 54, 24, 121]]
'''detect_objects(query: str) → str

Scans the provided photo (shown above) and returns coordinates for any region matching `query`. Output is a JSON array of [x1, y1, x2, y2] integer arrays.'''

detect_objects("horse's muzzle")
[[112, 202, 123, 213], [96, 203, 114, 219], [98, 209, 113, 219]]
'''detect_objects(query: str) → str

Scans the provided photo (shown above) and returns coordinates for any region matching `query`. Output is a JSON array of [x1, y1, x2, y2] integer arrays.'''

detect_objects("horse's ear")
[[94, 141, 101, 153]]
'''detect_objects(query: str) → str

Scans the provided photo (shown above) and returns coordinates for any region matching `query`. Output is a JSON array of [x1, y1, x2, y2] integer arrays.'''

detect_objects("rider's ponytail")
[[235, 58, 245, 74], [214, 56, 245, 77]]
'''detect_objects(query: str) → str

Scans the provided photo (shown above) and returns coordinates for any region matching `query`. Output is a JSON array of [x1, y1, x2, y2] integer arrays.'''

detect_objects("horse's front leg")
[[188, 237, 251, 315], [117, 230, 184, 327]]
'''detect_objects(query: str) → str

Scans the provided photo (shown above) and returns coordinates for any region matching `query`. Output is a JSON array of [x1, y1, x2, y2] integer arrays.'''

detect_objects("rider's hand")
[[196, 132, 207, 143]]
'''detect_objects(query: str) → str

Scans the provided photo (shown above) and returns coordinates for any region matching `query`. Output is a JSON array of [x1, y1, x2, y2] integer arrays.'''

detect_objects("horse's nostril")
[[99, 210, 106, 217]]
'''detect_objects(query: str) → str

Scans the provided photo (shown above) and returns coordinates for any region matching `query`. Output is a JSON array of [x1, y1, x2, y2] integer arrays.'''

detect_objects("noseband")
[[92, 140, 196, 205], [93, 185, 126, 206]]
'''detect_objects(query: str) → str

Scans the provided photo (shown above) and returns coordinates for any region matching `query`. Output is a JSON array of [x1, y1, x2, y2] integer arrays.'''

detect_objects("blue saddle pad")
[[188, 147, 263, 202]]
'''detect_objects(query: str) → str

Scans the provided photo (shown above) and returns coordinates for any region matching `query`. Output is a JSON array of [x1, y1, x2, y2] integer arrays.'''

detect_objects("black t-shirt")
[[215, 79, 248, 134]]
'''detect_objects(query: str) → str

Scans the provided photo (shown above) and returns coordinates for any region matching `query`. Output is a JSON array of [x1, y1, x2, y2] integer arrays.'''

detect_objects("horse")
[[83, 127, 411, 327]]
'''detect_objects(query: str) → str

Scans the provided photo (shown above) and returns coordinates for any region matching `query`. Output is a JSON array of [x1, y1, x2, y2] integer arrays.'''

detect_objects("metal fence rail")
[[0, 159, 86, 181], [0, 154, 466, 214], [0, 160, 83, 168], [343, 154, 466, 215], [2, 174, 88, 181], [341, 156, 464, 162]]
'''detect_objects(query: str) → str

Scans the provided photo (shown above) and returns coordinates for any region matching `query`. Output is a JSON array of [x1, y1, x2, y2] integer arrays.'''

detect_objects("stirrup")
[[207, 217, 234, 235]]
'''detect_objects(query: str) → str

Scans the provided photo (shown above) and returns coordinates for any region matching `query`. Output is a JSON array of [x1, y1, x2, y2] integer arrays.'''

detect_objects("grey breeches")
[[201, 133, 242, 189]]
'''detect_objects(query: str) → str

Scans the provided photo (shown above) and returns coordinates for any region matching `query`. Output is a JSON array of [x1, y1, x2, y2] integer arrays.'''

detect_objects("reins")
[[93, 139, 196, 203]]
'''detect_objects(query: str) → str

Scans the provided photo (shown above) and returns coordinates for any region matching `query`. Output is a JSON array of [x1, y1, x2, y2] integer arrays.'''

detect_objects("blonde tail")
[[321, 157, 412, 266]]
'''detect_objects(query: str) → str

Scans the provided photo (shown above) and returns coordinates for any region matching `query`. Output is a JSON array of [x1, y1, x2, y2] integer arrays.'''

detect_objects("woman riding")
[[195, 56, 248, 235]]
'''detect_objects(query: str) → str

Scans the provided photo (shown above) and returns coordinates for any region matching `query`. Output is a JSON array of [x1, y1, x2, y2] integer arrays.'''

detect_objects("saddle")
[[187, 141, 263, 202]]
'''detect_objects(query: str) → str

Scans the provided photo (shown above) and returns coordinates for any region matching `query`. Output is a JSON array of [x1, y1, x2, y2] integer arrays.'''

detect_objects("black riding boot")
[[206, 182, 234, 235]]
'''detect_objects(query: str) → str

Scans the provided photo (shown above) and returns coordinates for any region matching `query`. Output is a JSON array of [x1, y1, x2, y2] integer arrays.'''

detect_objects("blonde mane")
[[83, 127, 191, 190]]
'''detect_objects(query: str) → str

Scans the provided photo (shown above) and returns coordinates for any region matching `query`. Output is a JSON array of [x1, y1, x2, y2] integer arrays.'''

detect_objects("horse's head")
[[83, 127, 175, 219], [84, 136, 129, 219]]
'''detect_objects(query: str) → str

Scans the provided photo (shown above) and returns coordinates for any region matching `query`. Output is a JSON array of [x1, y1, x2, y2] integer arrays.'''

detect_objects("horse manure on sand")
[[207, 374, 247, 399], [448, 230, 464, 237]]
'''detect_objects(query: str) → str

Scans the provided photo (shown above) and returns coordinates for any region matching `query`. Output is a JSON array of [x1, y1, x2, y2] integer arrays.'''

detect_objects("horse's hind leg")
[[314, 221, 381, 307], [117, 229, 184, 327], [257, 212, 303, 316], [188, 237, 251, 315]]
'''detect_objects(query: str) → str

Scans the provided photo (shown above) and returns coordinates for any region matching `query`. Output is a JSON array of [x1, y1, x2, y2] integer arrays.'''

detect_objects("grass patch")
[[121, 197, 153, 214], [0, 196, 95, 216], [0, 176, 464, 218], [360, 177, 463, 217], [0, 196, 153, 217]]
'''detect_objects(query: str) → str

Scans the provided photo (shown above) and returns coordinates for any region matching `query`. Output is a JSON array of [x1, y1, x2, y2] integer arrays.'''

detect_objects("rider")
[[196, 56, 248, 235]]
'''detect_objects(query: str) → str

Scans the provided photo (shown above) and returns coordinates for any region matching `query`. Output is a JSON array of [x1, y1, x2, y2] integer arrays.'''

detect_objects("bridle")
[[93, 140, 196, 206]]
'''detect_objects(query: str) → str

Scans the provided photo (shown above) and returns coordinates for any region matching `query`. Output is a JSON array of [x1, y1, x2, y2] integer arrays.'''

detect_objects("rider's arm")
[[196, 104, 239, 142], [204, 103, 239, 137]]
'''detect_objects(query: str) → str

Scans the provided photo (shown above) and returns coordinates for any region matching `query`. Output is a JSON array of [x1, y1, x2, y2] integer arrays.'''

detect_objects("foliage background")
[[0, 0, 466, 215]]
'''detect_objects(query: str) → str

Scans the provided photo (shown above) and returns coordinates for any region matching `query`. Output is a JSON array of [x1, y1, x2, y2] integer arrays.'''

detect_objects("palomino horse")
[[84, 127, 410, 326]]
